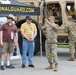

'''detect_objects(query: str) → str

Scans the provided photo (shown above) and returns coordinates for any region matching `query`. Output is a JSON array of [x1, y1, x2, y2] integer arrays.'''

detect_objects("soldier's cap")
[[48, 16, 55, 20], [6, 14, 15, 21], [25, 16, 32, 20], [67, 16, 72, 20]]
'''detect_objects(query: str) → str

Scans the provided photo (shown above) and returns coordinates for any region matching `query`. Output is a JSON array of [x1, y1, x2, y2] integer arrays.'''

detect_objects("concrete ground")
[[0, 48, 76, 75]]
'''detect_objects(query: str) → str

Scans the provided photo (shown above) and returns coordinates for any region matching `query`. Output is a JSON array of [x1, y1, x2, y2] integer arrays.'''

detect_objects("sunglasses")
[[28, 19, 32, 20], [7, 17, 12, 20]]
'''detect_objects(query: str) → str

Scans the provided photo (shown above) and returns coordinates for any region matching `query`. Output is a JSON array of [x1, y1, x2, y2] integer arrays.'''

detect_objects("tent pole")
[[39, 0, 46, 59], [39, 30, 42, 59]]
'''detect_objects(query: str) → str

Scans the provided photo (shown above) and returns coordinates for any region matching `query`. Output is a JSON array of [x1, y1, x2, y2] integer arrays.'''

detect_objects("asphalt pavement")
[[0, 48, 76, 75]]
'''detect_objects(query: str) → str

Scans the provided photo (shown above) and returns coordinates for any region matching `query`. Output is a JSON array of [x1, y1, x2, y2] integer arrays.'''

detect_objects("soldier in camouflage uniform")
[[64, 16, 76, 61], [38, 16, 59, 71], [75, 45, 76, 58]]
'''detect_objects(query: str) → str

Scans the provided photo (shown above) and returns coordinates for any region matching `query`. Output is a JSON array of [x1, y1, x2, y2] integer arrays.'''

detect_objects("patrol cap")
[[48, 16, 55, 20], [26, 16, 32, 20], [6, 14, 15, 21], [67, 16, 72, 20]]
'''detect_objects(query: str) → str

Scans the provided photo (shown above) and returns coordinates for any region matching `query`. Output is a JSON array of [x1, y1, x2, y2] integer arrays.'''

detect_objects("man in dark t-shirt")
[[0, 14, 18, 70]]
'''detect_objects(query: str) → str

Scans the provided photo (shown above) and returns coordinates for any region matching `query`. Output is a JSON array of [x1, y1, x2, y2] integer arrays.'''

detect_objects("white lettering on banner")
[[0, 6, 35, 13]]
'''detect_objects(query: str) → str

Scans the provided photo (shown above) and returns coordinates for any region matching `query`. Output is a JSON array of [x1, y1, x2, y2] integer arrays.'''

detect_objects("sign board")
[[0, 0, 40, 16]]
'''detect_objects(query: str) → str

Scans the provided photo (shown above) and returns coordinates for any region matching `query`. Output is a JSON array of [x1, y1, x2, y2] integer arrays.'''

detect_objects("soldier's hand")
[[38, 19, 42, 24], [45, 18, 49, 23]]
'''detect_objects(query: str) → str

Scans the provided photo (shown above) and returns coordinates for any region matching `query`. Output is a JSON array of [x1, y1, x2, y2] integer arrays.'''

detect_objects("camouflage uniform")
[[39, 16, 58, 71], [64, 16, 76, 60], [75, 44, 76, 57]]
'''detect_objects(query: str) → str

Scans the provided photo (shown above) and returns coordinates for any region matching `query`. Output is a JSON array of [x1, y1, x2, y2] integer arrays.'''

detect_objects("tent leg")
[[39, 30, 42, 59]]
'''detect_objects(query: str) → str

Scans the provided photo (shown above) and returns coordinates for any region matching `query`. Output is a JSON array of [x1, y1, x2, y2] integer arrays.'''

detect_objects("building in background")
[[16, 0, 40, 21]]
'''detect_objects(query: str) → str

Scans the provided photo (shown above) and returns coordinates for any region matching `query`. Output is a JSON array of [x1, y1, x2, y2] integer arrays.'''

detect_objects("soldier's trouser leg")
[[45, 42, 53, 64], [74, 42, 76, 57], [51, 44, 58, 64], [51, 44, 58, 71], [69, 41, 75, 58]]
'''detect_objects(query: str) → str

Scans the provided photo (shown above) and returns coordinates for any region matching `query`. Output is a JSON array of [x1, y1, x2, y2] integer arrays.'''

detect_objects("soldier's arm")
[[38, 24, 42, 30], [48, 22, 57, 29], [64, 23, 69, 33], [38, 19, 46, 31], [38, 24, 46, 31], [45, 18, 58, 30]]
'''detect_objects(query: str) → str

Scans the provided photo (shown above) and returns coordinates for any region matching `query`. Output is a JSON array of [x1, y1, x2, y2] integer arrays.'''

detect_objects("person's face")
[[48, 19, 54, 23], [68, 19, 73, 21], [7, 17, 13, 23], [26, 19, 32, 24]]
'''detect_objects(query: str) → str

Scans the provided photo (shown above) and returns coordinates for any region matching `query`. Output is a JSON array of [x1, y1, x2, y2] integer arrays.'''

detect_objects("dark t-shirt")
[[1, 23, 17, 43]]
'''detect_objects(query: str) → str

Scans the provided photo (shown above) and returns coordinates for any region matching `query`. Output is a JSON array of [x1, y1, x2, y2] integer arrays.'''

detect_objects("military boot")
[[74, 55, 76, 59], [67, 58, 75, 61], [46, 64, 53, 69], [54, 64, 58, 71]]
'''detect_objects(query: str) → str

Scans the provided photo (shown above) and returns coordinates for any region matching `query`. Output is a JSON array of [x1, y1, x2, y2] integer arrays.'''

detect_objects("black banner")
[[0, 0, 40, 16]]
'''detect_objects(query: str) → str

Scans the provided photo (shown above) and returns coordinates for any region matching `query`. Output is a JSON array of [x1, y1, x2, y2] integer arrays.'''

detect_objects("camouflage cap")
[[67, 16, 72, 20], [48, 16, 55, 20]]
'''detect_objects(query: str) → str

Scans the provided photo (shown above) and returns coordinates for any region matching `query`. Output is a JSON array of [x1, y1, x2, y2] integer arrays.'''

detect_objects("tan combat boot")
[[54, 64, 58, 71], [67, 58, 75, 61], [74, 55, 76, 59], [46, 64, 53, 69]]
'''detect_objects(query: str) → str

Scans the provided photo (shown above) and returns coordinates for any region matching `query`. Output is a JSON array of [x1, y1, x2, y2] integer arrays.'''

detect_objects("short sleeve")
[[15, 25, 18, 33], [34, 24, 37, 32], [20, 23, 25, 32], [0, 24, 4, 31]]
